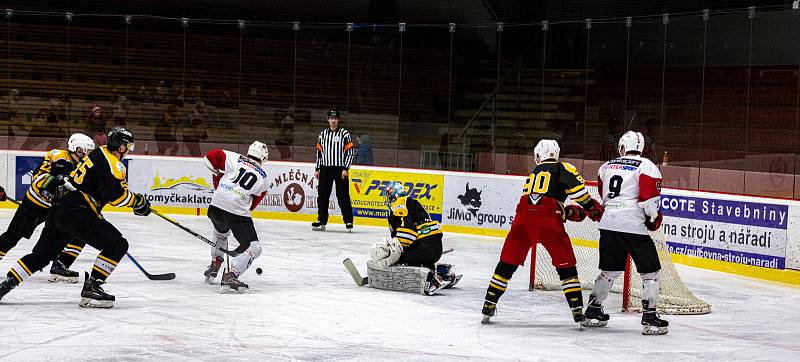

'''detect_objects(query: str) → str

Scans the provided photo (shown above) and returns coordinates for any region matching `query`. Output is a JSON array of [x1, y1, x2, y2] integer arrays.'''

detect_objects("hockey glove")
[[50, 159, 75, 177], [564, 204, 587, 222], [0, 185, 5, 201], [41, 175, 67, 202], [132, 194, 152, 216], [586, 199, 604, 222], [644, 211, 663, 231]]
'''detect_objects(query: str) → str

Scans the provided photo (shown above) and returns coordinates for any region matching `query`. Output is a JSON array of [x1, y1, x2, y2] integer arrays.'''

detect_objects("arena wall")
[[1, 150, 797, 286]]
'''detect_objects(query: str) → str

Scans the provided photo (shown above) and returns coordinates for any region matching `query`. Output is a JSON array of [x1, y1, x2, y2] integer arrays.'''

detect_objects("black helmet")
[[107, 127, 135, 151], [327, 109, 340, 119]]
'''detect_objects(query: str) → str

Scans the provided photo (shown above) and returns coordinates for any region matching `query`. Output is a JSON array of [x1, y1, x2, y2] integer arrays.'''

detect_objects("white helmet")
[[534, 139, 560, 164], [68, 133, 95, 155], [618, 130, 645, 156], [247, 141, 269, 164]]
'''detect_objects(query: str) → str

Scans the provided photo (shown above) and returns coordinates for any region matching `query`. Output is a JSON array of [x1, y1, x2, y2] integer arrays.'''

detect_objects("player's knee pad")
[[599, 270, 622, 283], [494, 260, 518, 279], [213, 229, 230, 247], [102, 237, 129, 261], [556, 266, 578, 281], [245, 241, 262, 259]]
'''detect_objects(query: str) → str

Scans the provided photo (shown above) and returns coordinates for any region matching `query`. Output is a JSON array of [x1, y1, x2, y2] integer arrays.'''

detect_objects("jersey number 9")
[[523, 171, 552, 195]]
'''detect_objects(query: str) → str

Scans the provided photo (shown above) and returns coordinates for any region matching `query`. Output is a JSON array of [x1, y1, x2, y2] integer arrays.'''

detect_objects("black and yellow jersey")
[[522, 161, 593, 209], [61, 145, 137, 214], [26, 149, 74, 208], [388, 196, 442, 249]]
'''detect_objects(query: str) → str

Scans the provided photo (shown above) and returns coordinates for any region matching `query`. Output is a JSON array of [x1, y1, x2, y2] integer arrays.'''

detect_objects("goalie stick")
[[3, 198, 175, 281], [342, 248, 455, 287]]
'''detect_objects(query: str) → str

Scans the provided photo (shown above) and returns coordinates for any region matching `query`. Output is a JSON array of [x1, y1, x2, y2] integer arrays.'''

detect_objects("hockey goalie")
[[367, 181, 461, 295]]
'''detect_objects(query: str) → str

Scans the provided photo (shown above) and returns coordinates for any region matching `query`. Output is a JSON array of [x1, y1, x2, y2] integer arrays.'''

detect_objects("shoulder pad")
[[561, 161, 579, 174], [101, 146, 127, 180], [47, 149, 70, 162], [390, 196, 409, 217]]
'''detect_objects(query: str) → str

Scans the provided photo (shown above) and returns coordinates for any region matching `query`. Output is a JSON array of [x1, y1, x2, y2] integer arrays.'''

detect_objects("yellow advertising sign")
[[349, 168, 443, 220]]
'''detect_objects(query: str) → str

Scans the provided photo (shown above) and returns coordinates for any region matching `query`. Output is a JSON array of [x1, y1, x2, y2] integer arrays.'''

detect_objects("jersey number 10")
[[232, 168, 258, 191]]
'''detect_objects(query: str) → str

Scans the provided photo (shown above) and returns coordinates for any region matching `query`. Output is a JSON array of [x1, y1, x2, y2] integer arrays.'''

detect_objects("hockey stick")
[[126, 253, 176, 280], [5, 198, 175, 281], [151, 209, 239, 257]]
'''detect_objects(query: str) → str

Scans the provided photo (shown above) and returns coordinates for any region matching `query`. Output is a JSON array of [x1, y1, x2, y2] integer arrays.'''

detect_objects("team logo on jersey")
[[457, 183, 482, 216], [149, 170, 212, 192], [283, 183, 305, 212]]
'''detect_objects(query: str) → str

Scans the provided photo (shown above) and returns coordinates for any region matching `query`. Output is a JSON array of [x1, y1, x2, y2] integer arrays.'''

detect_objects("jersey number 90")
[[523, 171, 551, 195]]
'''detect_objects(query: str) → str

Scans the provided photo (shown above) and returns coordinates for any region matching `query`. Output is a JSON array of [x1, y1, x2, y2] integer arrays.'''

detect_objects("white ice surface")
[[0, 210, 798, 361]]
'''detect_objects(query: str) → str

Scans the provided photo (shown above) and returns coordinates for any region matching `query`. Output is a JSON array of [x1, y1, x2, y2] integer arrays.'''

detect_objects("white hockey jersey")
[[597, 155, 662, 235], [204, 149, 269, 217]]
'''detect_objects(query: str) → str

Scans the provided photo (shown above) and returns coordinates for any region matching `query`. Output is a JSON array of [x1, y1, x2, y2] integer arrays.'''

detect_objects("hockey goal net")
[[529, 186, 711, 315]]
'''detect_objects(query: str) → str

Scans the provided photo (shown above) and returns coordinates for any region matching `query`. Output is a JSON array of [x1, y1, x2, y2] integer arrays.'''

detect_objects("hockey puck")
[[256, 268, 262, 275]]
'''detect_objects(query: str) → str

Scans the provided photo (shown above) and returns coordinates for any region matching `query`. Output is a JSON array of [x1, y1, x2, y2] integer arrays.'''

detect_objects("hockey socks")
[[556, 266, 585, 322], [483, 261, 518, 318], [56, 241, 87, 269], [91, 254, 120, 281]]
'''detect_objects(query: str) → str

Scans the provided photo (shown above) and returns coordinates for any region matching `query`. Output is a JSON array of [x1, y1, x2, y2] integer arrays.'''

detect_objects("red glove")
[[586, 199, 604, 222], [644, 211, 663, 231], [0, 186, 6, 201], [564, 204, 587, 222]]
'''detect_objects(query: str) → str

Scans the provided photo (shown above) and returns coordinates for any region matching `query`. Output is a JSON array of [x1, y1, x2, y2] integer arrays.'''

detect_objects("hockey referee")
[[312, 109, 355, 231]]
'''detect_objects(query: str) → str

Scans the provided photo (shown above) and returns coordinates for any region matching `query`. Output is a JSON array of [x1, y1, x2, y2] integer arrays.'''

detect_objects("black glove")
[[644, 211, 663, 231], [50, 159, 75, 177], [132, 194, 152, 216], [41, 175, 67, 202], [0, 186, 6, 201]]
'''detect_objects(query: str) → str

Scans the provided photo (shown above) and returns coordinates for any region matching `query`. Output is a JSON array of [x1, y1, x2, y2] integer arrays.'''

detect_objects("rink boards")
[[0, 150, 797, 286]]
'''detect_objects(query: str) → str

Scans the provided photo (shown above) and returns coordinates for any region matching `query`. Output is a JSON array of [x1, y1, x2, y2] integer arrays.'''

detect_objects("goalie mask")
[[534, 139, 560, 165], [618, 130, 645, 156], [382, 181, 406, 209]]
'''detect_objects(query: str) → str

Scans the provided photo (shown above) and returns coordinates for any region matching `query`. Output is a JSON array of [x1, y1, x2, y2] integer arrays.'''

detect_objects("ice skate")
[[220, 271, 249, 294], [79, 272, 114, 308], [311, 221, 326, 231], [204, 256, 224, 284], [422, 272, 450, 295], [481, 302, 497, 324], [49, 260, 79, 284], [571, 307, 585, 323], [435, 264, 461, 289], [345, 223, 353, 232], [0, 276, 20, 301], [581, 295, 609, 327], [641, 301, 668, 335]]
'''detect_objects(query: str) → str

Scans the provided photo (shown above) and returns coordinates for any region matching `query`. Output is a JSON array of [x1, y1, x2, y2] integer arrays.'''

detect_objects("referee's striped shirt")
[[315, 127, 355, 170]]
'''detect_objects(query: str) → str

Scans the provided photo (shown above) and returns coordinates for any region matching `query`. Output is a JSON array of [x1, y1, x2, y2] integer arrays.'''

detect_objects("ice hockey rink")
[[0, 209, 797, 361]]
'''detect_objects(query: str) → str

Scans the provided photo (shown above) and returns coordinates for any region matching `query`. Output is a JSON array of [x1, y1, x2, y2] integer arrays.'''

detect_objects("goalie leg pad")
[[367, 261, 434, 295]]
